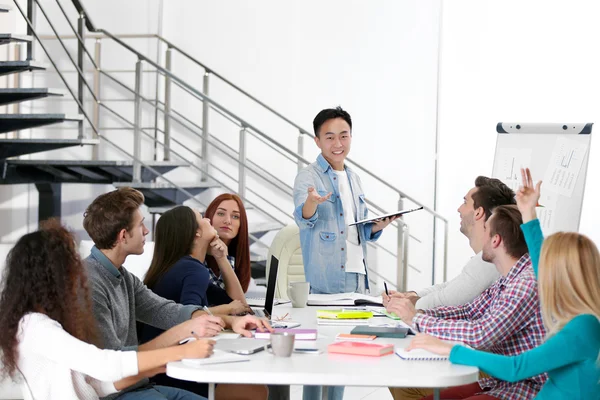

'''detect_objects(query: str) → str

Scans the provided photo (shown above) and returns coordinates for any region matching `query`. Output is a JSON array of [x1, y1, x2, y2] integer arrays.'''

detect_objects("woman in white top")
[[0, 220, 214, 400]]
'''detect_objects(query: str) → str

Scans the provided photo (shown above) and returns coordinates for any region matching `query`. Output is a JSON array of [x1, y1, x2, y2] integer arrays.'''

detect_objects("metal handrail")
[[37, 31, 447, 223], [12, 0, 214, 209], [33, 2, 450, 288], [13, 0, 281, 253]]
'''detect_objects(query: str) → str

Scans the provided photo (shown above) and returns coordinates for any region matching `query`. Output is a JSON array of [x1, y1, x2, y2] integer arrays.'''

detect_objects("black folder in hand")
[[349, 206, 424, 226]]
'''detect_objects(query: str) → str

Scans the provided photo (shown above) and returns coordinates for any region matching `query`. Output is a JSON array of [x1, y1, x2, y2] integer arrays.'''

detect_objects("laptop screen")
[[264, 256, 279, 316]]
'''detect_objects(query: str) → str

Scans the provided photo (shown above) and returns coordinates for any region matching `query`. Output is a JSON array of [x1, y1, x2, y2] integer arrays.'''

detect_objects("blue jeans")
[[118, 385, 206, 400], [310, 272, 367, 294], [305, 272, 363, 399], [302, 386, 344, 400]]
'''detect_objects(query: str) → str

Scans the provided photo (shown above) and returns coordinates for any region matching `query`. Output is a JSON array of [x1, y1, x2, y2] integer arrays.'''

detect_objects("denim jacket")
[[293, 154, 382, 294]]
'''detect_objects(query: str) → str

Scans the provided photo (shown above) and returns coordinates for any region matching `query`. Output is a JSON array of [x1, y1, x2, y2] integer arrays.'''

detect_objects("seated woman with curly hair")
[[0, 221, 213, 400]]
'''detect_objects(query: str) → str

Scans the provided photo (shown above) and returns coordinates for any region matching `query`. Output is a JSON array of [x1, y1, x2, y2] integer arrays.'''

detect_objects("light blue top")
[[292, 154, 381, 294], [449, 219, 600, 399]]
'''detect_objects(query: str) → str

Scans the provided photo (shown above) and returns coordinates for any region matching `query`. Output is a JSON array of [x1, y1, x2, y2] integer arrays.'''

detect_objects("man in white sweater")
[[384, 176, 516, 309]]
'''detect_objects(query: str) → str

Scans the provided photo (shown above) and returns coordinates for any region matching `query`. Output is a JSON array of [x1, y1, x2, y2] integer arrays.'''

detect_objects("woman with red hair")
[[203, 193, 252, 306]]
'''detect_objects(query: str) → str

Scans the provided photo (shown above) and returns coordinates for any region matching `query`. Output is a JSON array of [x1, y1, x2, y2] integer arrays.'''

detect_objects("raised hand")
[[307, 186, 332, 205], [181, 339, 216, 359], [405, 333, 454, 356], [516, 168, 542, 223]]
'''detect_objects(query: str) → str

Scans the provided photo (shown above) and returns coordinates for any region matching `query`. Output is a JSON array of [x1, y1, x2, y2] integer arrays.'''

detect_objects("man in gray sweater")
[[384, 176, 515, 309], [83, 187, 271, 400]]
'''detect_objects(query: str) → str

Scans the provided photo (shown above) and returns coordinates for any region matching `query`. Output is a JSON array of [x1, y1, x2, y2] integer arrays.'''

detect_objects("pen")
[[203, 305, 213, 316], [536, 202, 545, 208], [384, 282, 389, 297]]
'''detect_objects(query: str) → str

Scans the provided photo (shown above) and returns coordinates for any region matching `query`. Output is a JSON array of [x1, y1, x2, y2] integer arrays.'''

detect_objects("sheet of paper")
[[542, 137, 589, 197], [535, 191, 558, 235], [494, 148, 533, 191]]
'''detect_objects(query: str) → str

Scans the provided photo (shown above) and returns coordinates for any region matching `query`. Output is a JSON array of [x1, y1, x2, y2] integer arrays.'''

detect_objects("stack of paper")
[[254, 328, 317, 340], [317, 318, 374, 326], [335, 333, 376, 341], [181, 349, 250, 366], [317, 309, 373, 319], [307, 293, 383, 306]]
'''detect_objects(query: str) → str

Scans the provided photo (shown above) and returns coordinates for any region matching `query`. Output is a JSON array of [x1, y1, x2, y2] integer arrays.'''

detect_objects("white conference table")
[[167, 304, 479, 400]]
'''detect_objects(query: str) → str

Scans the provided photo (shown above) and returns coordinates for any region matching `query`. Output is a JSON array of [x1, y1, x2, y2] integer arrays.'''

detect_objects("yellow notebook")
[[317, 309, 373, 319]]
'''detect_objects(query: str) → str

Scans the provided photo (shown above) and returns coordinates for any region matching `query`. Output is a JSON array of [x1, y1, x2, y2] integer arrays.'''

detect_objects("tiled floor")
[[289, 385, 393, 400]]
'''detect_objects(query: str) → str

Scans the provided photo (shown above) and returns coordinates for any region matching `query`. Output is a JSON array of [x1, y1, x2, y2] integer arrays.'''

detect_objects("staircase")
[[0, 3, 215, 224], [1, 0, 452, 292]]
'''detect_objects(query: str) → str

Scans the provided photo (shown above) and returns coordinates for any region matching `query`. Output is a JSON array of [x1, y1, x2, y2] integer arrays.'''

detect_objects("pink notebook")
[[327, 341, 394, 357], [254, 328, 317, 341]]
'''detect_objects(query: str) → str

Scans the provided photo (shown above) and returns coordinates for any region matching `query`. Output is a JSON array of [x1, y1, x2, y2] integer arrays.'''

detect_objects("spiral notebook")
[[395, 348, 448, 361]]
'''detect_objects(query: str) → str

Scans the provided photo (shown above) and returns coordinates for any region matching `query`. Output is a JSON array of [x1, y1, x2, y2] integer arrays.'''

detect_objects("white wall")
[[437, 0, 600, 279], [161, 0, 443, 289]]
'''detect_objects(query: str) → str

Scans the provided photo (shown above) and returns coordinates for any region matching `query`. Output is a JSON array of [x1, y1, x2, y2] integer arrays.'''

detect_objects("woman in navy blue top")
[[140, 206, 268, 400]]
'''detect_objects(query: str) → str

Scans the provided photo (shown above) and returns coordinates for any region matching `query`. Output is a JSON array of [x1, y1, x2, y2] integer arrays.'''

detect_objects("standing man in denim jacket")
[[293, 107, 397, 295]]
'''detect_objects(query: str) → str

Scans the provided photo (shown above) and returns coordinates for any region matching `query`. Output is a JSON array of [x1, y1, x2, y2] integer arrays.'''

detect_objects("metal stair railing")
[[12, 0, 285, 252], [24, 0, 449, 289]]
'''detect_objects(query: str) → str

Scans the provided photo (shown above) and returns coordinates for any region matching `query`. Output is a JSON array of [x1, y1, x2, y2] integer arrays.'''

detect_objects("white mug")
[[287, 281, 310, 308]]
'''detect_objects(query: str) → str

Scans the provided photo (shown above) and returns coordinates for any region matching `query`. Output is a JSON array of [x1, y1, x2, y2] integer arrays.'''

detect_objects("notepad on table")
[[328, 341, 394, 357], [395, 348, 448, 361], [317, 309, 373, 319], [181, 349, 250, 366], [254, 328, 317, 341]]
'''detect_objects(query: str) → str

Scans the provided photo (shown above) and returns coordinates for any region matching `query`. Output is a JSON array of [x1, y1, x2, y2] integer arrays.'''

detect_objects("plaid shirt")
[[207, 255, 235, 289], [413, 254, 548, 400]]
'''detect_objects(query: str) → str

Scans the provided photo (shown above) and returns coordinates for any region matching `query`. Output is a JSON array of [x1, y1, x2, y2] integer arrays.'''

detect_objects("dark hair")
[[472, 176, 516, 220], [0, 220, 97, 378], [204, 194, 251, 292], [83, 187, 145, 249], [313, 106, 352, 138], [488, 205, 528, 259], [144, 206, 199, 290]]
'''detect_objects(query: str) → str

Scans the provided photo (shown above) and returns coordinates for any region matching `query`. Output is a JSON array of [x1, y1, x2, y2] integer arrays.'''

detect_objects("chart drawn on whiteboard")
[[493, 148, 532, 191], [542, 137, 589, 197]]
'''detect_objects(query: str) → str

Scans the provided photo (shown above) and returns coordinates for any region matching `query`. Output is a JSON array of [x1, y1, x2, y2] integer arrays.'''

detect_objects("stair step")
[[0, 114, 83, 134], [0, 4, 11, 12], [113, 181, 219, 208], [0, 88, 62, 106], [0, 34, 33, 46], [0, 138, 98, 159], [0, 160, 188, 184], [249, 221, 283, 238], [250, 252, 267, 263], [0, 60, 45, 77]]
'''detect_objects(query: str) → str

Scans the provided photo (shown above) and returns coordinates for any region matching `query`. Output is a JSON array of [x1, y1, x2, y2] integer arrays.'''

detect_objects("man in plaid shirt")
[[388, 205, 547, 400]]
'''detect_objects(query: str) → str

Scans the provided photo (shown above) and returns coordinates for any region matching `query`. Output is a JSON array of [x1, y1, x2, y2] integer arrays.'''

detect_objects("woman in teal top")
[[408, 168, 600, 399]]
